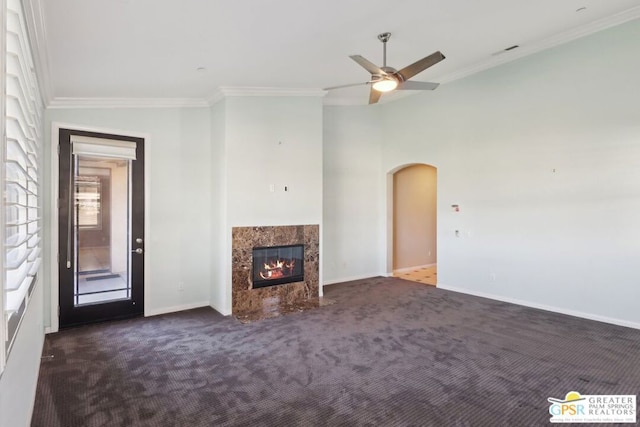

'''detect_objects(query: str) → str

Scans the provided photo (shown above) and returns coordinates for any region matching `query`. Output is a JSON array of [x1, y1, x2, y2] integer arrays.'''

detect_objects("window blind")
[[72, 135, 137, 160], [2, 0, 43, 361]]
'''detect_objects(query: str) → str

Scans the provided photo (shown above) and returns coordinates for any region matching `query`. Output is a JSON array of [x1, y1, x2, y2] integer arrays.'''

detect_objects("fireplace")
[[252, 244, 304, 288]]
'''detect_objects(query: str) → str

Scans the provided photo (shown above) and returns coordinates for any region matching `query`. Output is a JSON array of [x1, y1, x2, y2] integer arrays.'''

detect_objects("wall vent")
[[491, 44, 520, 56]]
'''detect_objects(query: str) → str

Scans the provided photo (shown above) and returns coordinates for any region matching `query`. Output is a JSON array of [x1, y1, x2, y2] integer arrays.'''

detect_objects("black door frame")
[[58, 128, 145, 328]]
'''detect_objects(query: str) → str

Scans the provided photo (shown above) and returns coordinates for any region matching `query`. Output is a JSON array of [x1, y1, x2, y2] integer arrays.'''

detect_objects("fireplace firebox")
[[252, 244, 304, 288]]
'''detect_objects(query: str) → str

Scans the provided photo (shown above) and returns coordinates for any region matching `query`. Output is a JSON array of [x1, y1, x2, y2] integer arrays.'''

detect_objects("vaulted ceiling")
[[27, 0, 640, 106]]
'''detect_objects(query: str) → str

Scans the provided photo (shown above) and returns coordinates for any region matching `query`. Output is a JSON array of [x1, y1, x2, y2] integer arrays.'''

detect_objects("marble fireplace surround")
[[232, 225, 319, 320]]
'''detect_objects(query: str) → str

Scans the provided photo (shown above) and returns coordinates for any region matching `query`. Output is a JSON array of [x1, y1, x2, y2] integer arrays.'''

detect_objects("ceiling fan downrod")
[[378, 32, 391, 68]]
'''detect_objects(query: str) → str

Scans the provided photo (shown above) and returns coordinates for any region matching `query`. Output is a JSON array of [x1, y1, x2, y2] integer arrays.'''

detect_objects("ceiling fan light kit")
[[324, 32, 446, 104], [372, 78, 398, 92]]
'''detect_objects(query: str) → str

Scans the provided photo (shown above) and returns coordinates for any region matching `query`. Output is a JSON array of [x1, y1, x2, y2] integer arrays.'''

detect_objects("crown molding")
[[207, 90, 226, 106], [49, 89, 328, 109], [48, 97, 210, 109], [208, 87, 327, 105], [22, 0, 54, 104], [438, 6, 640, 85]]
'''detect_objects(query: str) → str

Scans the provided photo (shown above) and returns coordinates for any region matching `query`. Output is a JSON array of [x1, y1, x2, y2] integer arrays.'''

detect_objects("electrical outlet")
[[490, 273, 496, 282], [178, 281, 184, 291]]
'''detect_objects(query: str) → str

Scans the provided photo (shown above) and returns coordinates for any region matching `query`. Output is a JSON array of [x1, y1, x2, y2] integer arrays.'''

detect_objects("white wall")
[[0, 282, 44, 427], [224, 96, 324, 227], [44, 107, 213, 324], [209, 95, 324, 313], [209, 100, 229, 314], [322, 106, 383, 283], [379, 19, 640, 326]]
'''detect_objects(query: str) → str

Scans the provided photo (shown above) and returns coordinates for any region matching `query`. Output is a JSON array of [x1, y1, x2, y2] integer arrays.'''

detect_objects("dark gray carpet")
[[31, 277, 640, 426]]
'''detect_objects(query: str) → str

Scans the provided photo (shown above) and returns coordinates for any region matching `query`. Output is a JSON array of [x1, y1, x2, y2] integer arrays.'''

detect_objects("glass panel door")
[[74, 157, 131, 305], [58, 129, 144, 328]]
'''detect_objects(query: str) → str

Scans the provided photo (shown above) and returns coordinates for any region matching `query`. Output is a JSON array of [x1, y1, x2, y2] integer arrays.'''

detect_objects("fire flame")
[[259, 258, 296, 280]]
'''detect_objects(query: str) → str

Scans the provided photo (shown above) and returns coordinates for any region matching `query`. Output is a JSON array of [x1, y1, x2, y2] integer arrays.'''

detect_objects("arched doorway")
[[388, 164, 437, 285]]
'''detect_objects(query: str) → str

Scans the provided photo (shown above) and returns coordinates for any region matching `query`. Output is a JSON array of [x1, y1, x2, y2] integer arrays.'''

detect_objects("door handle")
[[132, 248, 144, 254]]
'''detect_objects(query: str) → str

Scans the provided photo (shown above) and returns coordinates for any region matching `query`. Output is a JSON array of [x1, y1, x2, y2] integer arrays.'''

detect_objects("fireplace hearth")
[[252, 244, 304, 288], [231, 224, 319, 321]]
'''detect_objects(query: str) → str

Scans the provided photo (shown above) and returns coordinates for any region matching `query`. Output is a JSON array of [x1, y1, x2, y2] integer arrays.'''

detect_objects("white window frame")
[[1, 0, 7, 375], [1, 0, 43, 374]]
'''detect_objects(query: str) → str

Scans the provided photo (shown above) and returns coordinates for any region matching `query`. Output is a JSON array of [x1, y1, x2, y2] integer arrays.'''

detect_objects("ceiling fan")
[[325, 32, 445, 104]]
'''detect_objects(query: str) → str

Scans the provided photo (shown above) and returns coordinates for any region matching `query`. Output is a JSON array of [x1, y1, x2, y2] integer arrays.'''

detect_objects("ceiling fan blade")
[[369, 87, 382, 104], [324, 82, 369, 91], [349, 55, 386, 76], [396, 81, 440, 91], [398, 51, 445, 81]]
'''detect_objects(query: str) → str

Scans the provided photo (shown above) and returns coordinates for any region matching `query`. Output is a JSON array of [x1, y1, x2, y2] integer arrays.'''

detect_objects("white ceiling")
[[28, 0, 640, 106]]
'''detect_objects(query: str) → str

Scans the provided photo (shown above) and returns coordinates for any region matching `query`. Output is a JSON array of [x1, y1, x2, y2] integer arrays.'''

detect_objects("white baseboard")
[[44, 327, 53, 335], [324, 273, 382, 286], [208, 300, 232, 316], [393, 263, 436, 274], [437, 283, 640, 330], [213, 307, 232, 316], [145, 301, 210, 317]]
